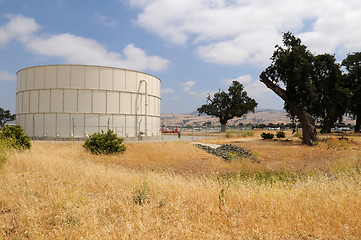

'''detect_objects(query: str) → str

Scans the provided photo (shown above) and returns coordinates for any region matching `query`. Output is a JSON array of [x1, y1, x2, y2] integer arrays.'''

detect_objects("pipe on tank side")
[[140, 79, 148, 136]]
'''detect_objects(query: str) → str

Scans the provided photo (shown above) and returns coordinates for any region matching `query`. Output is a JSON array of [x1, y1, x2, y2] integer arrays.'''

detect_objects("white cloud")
[[130, 0, 361, 66], [0, 70, 16, 81], [221, 74, 252, 86], [94, 12, 117, 28], [221, 75, 269, 99], [0, 15, 170, 72], [161, 88, 174, 94], [180, 80, 196, 92], [0, 14, 40, 47]]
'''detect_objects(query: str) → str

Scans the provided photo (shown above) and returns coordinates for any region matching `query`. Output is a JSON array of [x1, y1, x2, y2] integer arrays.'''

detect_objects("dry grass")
[[0, 135, 361, 239]]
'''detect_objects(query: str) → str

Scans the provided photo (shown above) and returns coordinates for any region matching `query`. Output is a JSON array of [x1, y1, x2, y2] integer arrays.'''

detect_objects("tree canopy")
[[0, 107, 15, 128], [197, 81, 257, 132], [342, 52, 361, 132], [313, 54, 349, 133]]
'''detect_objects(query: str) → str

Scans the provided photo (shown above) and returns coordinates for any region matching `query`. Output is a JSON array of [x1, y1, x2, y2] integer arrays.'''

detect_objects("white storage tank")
[[16, 65, 161, 139]]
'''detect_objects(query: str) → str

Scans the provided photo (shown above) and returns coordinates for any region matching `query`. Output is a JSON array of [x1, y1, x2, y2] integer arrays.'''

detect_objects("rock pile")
[[195, 143, 253, 161]]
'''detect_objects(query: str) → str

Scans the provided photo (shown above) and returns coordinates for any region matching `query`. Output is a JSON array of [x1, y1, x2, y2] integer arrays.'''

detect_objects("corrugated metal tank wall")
[[16, 65, 161, 139]]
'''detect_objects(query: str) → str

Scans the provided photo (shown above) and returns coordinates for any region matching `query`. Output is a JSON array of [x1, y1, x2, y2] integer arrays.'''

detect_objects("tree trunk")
[[320, 119, 334, 134], [220, 124, 226, 132], [260, 72, 317, 145], [355, 113, 361, 133]]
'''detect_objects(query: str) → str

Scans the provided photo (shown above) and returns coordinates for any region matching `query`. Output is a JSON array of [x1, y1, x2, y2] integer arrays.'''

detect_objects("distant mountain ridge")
[[161, 109, 292, 127], [161, 109, 356, 127]]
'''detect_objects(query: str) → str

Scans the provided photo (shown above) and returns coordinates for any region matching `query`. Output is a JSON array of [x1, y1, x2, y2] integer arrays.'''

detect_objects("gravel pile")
[[195, 143, 253, 161]]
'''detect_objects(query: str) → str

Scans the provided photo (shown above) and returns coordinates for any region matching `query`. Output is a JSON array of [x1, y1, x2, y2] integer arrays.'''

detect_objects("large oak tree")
[[260, 33, 349, 144], [260, 33, 318, 145], [197, 81, 257, 132]]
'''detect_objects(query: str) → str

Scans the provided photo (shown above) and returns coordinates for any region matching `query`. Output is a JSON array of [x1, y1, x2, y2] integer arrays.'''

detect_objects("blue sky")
[[1, 0, 361, 114]]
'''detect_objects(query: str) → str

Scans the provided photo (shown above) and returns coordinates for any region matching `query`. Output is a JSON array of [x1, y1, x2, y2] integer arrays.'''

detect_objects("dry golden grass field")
[[1, 130, 361, 239]]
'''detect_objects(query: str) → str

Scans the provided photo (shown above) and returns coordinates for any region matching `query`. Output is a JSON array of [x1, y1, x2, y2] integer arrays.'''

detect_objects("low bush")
[[276, 131, 286, 139], [261, 132, 274, 140], [83, 130, 126, 155], [0, 125, 31, 150]]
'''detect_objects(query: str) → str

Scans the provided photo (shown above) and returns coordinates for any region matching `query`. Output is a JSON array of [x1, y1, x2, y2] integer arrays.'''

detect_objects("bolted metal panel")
[[22, 91, 30, 113], [26, 67, 35, 90], [29, 90, 39, 113], [17, 92, 22, 114], [78, 89, 92, 113], [106, 91, 119, 114], [114, 68, 126, 91], [57, 114, 71, 138], [120, 92, 131, 114], [64, 90, 78, 113], [71, 113, 85, 137], [57, 65, 71, 88], [39, 90, 50, 113], [34, 114, 44, 137], [100, 67, 113, 90], [71, 65, 85, 88], [126, 70, 137, 92], [93, 90, 106, 113], [85, 114, 99, 136], [34, 66, 45, 89], [45, 65, 57, 88], [85, 66, 99, 89], [25, 114, 33, 137], [50, 89, 63, 113], [44, 114, 56, 138]]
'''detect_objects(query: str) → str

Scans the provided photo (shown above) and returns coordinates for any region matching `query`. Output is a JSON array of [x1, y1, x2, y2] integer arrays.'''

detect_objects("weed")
[[324, 138, 351, 150], [218, 188, 226, 211], [133, 180, 149, 205], [225, 131, 233, 138], [241, 131, 254, 137]]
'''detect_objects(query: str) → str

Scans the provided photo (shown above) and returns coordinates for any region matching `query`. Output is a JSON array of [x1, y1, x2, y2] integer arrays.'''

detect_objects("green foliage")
[[83, 130, 126, 155], [225, 131, 232, 138], [342, 52, 361, 132], [0, 107, 15, 128], [217, 171, 299, 185], [0, 125, 31, 150], [276, 131, 286, 138], [197, 81, 257, 132], [240, 131, 254, 137], [313, 54, 349, 133], [261, 132, 274, 140]]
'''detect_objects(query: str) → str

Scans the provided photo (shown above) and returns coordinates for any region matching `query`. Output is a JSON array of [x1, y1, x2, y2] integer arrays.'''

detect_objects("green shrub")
[[83, 130, 126, 155], [0, 125, 31, 150], [276, 131, 286, 138], [261, 132, 274, 140]]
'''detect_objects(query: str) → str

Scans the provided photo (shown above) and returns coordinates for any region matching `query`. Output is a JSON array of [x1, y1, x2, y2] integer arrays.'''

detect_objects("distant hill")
[[161, 109, 356, 127], [161, 109, 292, 127]]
